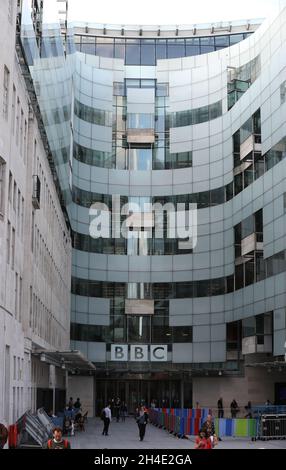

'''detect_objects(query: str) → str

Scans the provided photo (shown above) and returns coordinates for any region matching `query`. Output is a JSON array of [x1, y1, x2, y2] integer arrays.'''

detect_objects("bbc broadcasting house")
[[0, 0, 286, 426]]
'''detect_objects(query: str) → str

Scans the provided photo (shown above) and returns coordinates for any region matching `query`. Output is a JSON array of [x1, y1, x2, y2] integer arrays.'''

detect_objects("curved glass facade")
[[20, 1, 286, 408]]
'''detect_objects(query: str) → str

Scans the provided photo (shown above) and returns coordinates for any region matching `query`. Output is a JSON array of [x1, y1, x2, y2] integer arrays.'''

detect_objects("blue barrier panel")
[[225, 418, 233, 436]]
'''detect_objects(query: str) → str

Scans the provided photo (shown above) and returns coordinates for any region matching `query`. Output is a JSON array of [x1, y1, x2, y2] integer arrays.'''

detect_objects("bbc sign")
[[111, 345, 168, 362]]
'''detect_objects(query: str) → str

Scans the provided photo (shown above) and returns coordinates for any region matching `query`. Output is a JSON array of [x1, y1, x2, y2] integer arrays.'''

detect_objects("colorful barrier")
[[149, 408, 258, 439]]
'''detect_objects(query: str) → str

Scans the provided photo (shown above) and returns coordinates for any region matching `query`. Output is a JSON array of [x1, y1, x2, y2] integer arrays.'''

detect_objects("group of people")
[[63, 397, 85, 434], [112, 397, 128, 422], [101, 401, 149, 441], [217, 397, 240, 418], [217, 397, 273, 419]]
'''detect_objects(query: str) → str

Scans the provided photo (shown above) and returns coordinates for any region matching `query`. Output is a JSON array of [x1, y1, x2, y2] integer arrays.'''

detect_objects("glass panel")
[[230, 34, 244, 45], [185, 45, 200, 56], [125, 42, 140, 65], [200, 46, 215, 54], [156, 40, 167, 60], [215, 35, 230, 47], [200, 37, 215, 46], [129, 148, 152, 171], [128, 316, 151, 343], [96, 41, 114, 58], [114, 42, 125, 59], [167, 39, 185, 58], [81, 42, 95, 54], [242, 317, 256, 337], [127, 113, 154, 129], [141, 42, 156, 65]]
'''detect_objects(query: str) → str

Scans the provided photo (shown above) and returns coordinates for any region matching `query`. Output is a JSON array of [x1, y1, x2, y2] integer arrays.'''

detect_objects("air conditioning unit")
[[32, 175, 41, 209]]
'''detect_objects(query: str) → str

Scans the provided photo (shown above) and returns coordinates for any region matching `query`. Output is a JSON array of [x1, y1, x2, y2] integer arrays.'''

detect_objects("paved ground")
[[69, 418, 286, 449]]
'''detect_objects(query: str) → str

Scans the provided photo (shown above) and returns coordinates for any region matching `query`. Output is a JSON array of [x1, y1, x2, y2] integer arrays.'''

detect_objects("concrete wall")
[[0, 0, 72, 426], [68, 375, 95, 417], [192, 368, 286, 411]]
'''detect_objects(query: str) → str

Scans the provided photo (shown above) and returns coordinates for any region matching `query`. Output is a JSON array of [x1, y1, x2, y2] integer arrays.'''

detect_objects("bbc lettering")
[[110, 345, 168, 362]]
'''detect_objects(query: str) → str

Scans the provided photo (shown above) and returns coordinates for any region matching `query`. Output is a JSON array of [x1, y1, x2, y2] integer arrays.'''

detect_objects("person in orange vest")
[[47, 427, 71, 449], [0, 423, 8, 449]]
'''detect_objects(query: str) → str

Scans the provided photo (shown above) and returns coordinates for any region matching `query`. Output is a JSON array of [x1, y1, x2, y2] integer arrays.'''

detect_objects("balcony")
[[126, 128, 155, 145], [32, 175, 41, 209], [241, 232, 263, 257], [242, 335, 273, 355], [240, 134, 262, 161]]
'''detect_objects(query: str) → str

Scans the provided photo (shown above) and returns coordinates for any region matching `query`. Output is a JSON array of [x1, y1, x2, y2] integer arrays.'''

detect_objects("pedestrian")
[[150, 399, 156, 409], [47, 427, 71, 449], [230, 399, 239, 419], [265, 399, 272, 406], [194, 431, 211, 450], [114, 397, 121, 422], [74, 397, 81, 410], [217, 397, 224, 419], [200, 414, 218, 448], [136, 406, 149, 442], [101, 404, 112, 436], [0, 423, 8, 450], [68, 397, 74, 409], [244, 401, 252, 418], [120, 402, 128, 422]]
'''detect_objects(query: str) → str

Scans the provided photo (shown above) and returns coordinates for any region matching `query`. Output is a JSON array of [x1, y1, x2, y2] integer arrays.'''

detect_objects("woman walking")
[[136, 406, 149, 442]]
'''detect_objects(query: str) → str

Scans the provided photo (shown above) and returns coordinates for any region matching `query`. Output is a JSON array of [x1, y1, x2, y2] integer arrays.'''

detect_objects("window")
[[95, 38, 114, 58], [156, 40, 167, 60], [13, 181, 17, 211], [15, 98, 20, 145], [281, 81, 286, 105], [0, 157, 6, 216], [11, 227, 15, 269], [24, 120, 27, 162], [11, 85, 16, 134], [6, 221, 11, 264], [167, 39, 185, 59], [3, 66, 10, 120], [125, 40, 141, 65], [127, 113, 154, 129], [20, 109, 24, 155], [185, 38, 200, 56], [141, 40, 155, 66], [128, 148, 152, 171], [15, 272, 18, 319]]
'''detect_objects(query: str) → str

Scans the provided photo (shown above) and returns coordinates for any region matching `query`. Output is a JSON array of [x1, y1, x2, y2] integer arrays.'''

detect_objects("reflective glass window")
[[156, 40, 167, 60], [127, 113, 154, 129], [230, 34, 244, 45], [96, 38, 114, 58], [114, 39, 125, 59], [215, 35, 230, 48], [167, 39, 186, 58], [125, 40, 141, 65], [141, 40, 156, 65], [128, 148, 152, 170], [128, 316, 151, 343]]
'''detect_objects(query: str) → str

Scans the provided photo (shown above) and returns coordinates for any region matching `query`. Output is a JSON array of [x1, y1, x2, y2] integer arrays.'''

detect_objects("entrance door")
[[127, 381, 148, 413]]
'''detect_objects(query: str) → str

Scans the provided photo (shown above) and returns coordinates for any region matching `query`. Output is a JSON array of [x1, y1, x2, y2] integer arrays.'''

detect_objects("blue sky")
[[67, 0, 284, 25]]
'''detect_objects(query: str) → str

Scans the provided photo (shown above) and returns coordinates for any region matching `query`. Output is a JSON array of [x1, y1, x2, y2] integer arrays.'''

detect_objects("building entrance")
[[95, 377, 192, 415]]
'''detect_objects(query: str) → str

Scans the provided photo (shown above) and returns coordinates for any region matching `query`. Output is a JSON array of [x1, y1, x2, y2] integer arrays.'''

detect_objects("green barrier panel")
[[234, 419, 248, 437], [214, 418, 220, 438], [248, 419, 257, 438]]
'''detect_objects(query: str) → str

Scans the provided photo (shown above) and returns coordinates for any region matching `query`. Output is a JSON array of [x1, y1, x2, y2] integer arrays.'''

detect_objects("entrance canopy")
[[32, 350, 96, 372]]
